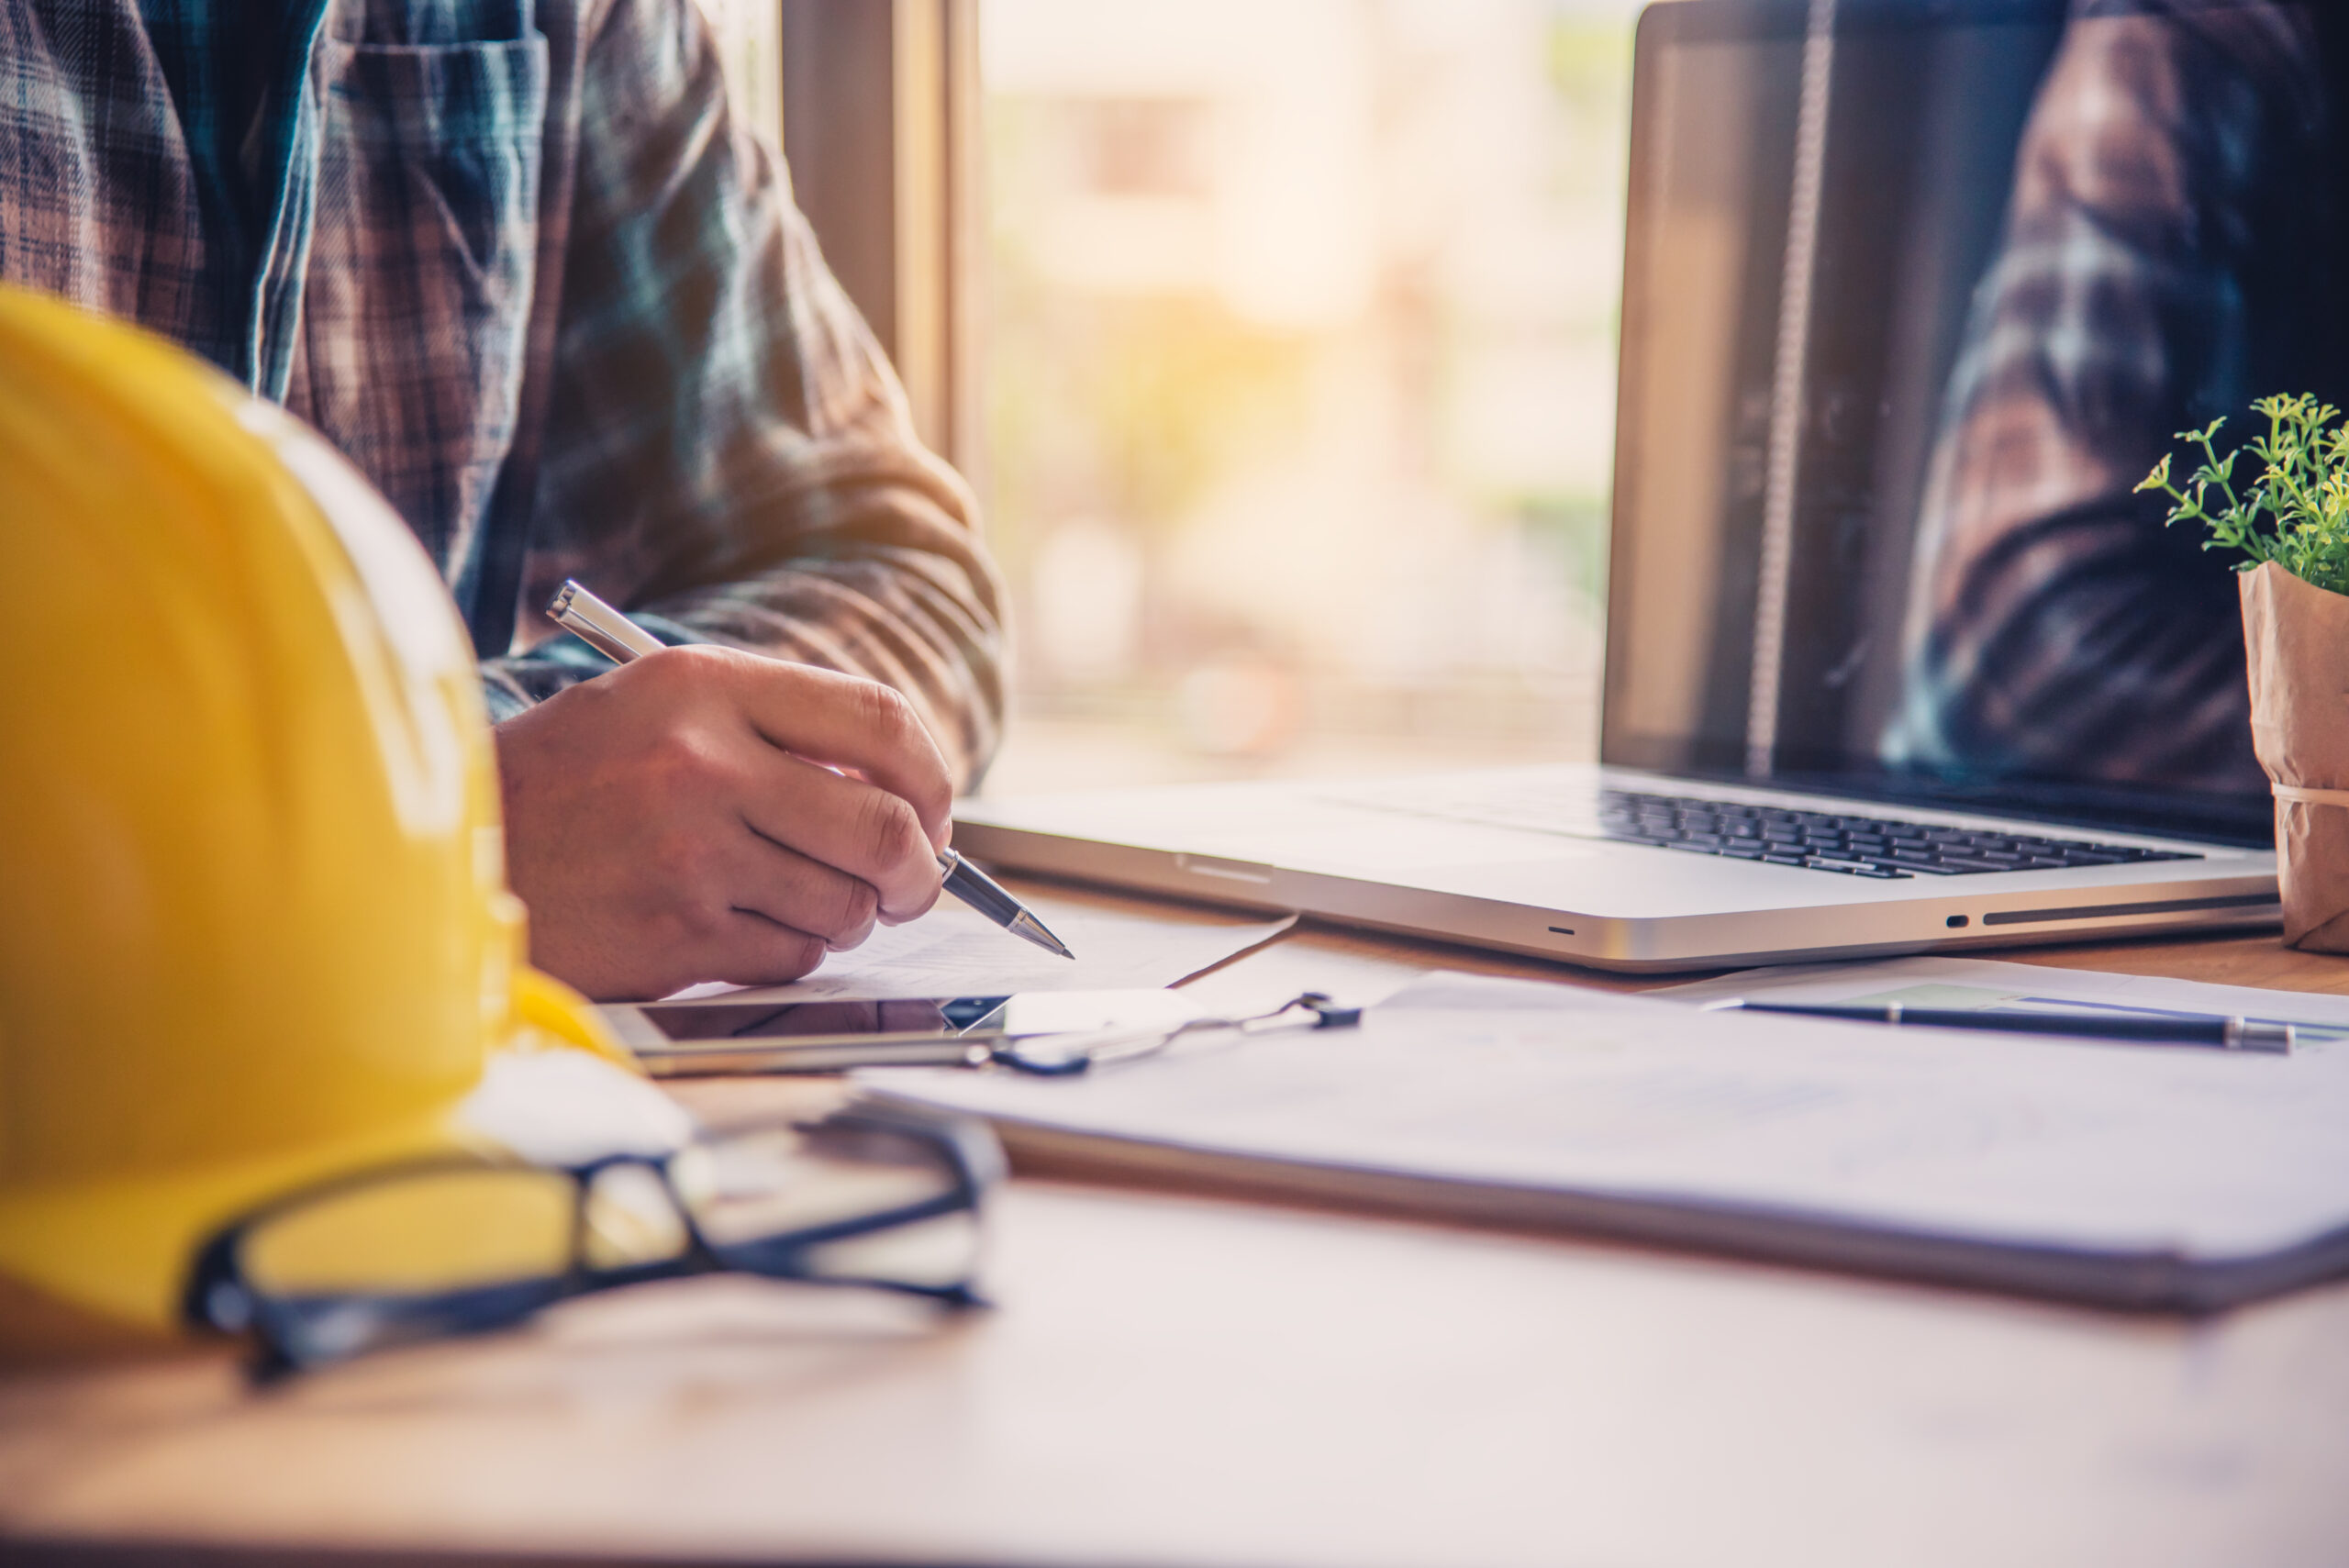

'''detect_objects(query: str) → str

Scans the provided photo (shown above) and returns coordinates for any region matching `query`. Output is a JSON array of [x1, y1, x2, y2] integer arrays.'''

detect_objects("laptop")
[[954, 0, 2286, 973]]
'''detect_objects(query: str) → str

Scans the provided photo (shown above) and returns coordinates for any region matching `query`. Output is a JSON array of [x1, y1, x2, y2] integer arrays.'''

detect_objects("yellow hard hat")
[[0, 285, 686, 1342]]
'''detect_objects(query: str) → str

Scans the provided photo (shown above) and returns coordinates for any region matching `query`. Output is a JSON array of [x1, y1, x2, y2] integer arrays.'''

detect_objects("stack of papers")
[[867, 962, 2349, 1309]]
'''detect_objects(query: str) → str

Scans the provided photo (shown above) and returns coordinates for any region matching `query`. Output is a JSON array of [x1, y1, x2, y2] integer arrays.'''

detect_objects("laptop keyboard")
[[1595, 791, 2200, 879], [1332, 781, 2202, 881]]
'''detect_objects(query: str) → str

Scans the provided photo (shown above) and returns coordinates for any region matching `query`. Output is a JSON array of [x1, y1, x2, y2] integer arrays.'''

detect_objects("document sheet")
[[868, 970, 2349, 1308], [661, 891, 1297, 1006]]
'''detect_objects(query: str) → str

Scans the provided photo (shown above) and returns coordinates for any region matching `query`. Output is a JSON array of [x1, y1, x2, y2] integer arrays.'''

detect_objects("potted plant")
[[2142, 394, 2349, 951]]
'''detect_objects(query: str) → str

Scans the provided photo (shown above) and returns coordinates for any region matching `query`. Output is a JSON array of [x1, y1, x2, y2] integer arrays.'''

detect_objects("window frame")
[[776, 0, 985, 485]]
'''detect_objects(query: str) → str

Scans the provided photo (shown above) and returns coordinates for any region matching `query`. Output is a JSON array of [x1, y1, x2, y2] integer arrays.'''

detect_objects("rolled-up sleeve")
[[482, 0, 1005, 786]]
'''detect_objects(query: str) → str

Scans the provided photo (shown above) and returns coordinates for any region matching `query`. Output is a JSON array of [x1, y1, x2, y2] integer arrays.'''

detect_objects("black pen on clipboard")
[[1701, 997, 2291, 1053], [547, 578, 1074, 960]]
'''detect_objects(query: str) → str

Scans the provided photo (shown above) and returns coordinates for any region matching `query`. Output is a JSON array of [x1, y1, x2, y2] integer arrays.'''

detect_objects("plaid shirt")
[[0, 0, 1005, 784], [1884, 0, 2326, 794]]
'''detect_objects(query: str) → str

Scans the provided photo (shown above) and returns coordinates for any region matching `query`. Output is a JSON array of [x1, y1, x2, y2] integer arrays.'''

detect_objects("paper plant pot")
[[2241, 561, 2349, 951]]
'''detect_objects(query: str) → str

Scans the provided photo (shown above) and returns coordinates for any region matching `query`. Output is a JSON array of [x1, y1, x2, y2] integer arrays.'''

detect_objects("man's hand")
[[495, 645, 954, 1000]]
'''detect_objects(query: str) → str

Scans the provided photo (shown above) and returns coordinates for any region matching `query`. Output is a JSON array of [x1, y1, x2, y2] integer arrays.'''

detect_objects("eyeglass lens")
[[236, 1165, 577, 1365], [680, 1123, 978, 1292]]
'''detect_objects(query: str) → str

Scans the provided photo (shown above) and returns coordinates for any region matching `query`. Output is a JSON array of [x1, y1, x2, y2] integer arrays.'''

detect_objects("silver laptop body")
[[955, 764, 2274, 973], [956, 0, 2281, 973]]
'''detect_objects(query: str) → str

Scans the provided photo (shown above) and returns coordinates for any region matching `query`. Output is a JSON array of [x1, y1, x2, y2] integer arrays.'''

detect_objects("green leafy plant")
[[2138, 393, 2349, 595]]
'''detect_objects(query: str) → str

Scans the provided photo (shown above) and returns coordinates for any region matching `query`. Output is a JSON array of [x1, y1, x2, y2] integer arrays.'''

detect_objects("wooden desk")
[[6, 888, 2348, 1568]]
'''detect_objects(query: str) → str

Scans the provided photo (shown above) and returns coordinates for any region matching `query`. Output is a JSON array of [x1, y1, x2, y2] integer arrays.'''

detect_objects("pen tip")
[[1008, 909, 1075, 960]]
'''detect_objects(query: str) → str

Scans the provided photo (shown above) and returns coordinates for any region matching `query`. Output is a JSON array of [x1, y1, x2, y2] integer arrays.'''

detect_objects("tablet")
[[600, 989, 1198, 1076]]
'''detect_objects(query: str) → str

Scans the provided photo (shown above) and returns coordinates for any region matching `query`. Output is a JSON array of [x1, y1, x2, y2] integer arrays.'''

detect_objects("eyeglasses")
[[181, 1104, 1003, 1377], [987, 990, 1362, 1075]]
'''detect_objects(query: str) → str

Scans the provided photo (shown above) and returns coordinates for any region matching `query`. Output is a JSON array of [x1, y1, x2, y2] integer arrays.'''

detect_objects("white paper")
[[870, 973, 2349, 1273], [659, 890, 1297, 1006]]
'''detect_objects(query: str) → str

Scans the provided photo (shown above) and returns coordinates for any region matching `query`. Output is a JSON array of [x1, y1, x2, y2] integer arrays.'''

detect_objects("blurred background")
[[718, 0, 1646, 792]]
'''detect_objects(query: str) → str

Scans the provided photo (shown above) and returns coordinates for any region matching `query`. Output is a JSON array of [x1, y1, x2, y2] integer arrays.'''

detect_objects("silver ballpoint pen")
[[547, 578, 1074, 959]]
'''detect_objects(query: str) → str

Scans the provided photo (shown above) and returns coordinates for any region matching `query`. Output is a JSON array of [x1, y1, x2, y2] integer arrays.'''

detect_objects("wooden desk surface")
[[6, 889, 2349, 1568]]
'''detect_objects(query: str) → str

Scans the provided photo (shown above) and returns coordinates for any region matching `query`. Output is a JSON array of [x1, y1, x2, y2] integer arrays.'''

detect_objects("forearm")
[[614, 485, 1003, 787], [1888, 499, 2259, 787]]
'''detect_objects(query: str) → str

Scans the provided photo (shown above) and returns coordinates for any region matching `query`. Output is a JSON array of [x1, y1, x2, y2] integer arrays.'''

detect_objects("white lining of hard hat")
[[456, 1051, 696, 1167]]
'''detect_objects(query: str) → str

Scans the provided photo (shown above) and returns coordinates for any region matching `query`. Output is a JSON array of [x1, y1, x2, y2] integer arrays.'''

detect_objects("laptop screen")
[[1601, 0, 2344, 847]]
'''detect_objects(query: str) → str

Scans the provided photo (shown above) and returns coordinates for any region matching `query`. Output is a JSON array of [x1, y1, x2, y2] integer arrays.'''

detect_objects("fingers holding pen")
[[719, 655, 957, 848], [727, 828, 884, 951], [692, 908, 830, 989], [739, 751, 945, 924]]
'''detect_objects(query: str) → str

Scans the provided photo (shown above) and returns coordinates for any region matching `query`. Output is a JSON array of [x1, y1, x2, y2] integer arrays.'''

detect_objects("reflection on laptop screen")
[[1604, 0, 2345, 846]]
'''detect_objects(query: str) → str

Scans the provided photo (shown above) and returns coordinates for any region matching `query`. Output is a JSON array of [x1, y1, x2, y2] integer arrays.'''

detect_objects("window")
[[981, 1, 1638, 790], [768, 1, 1643, 792], [701, 0, 783, 147]]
